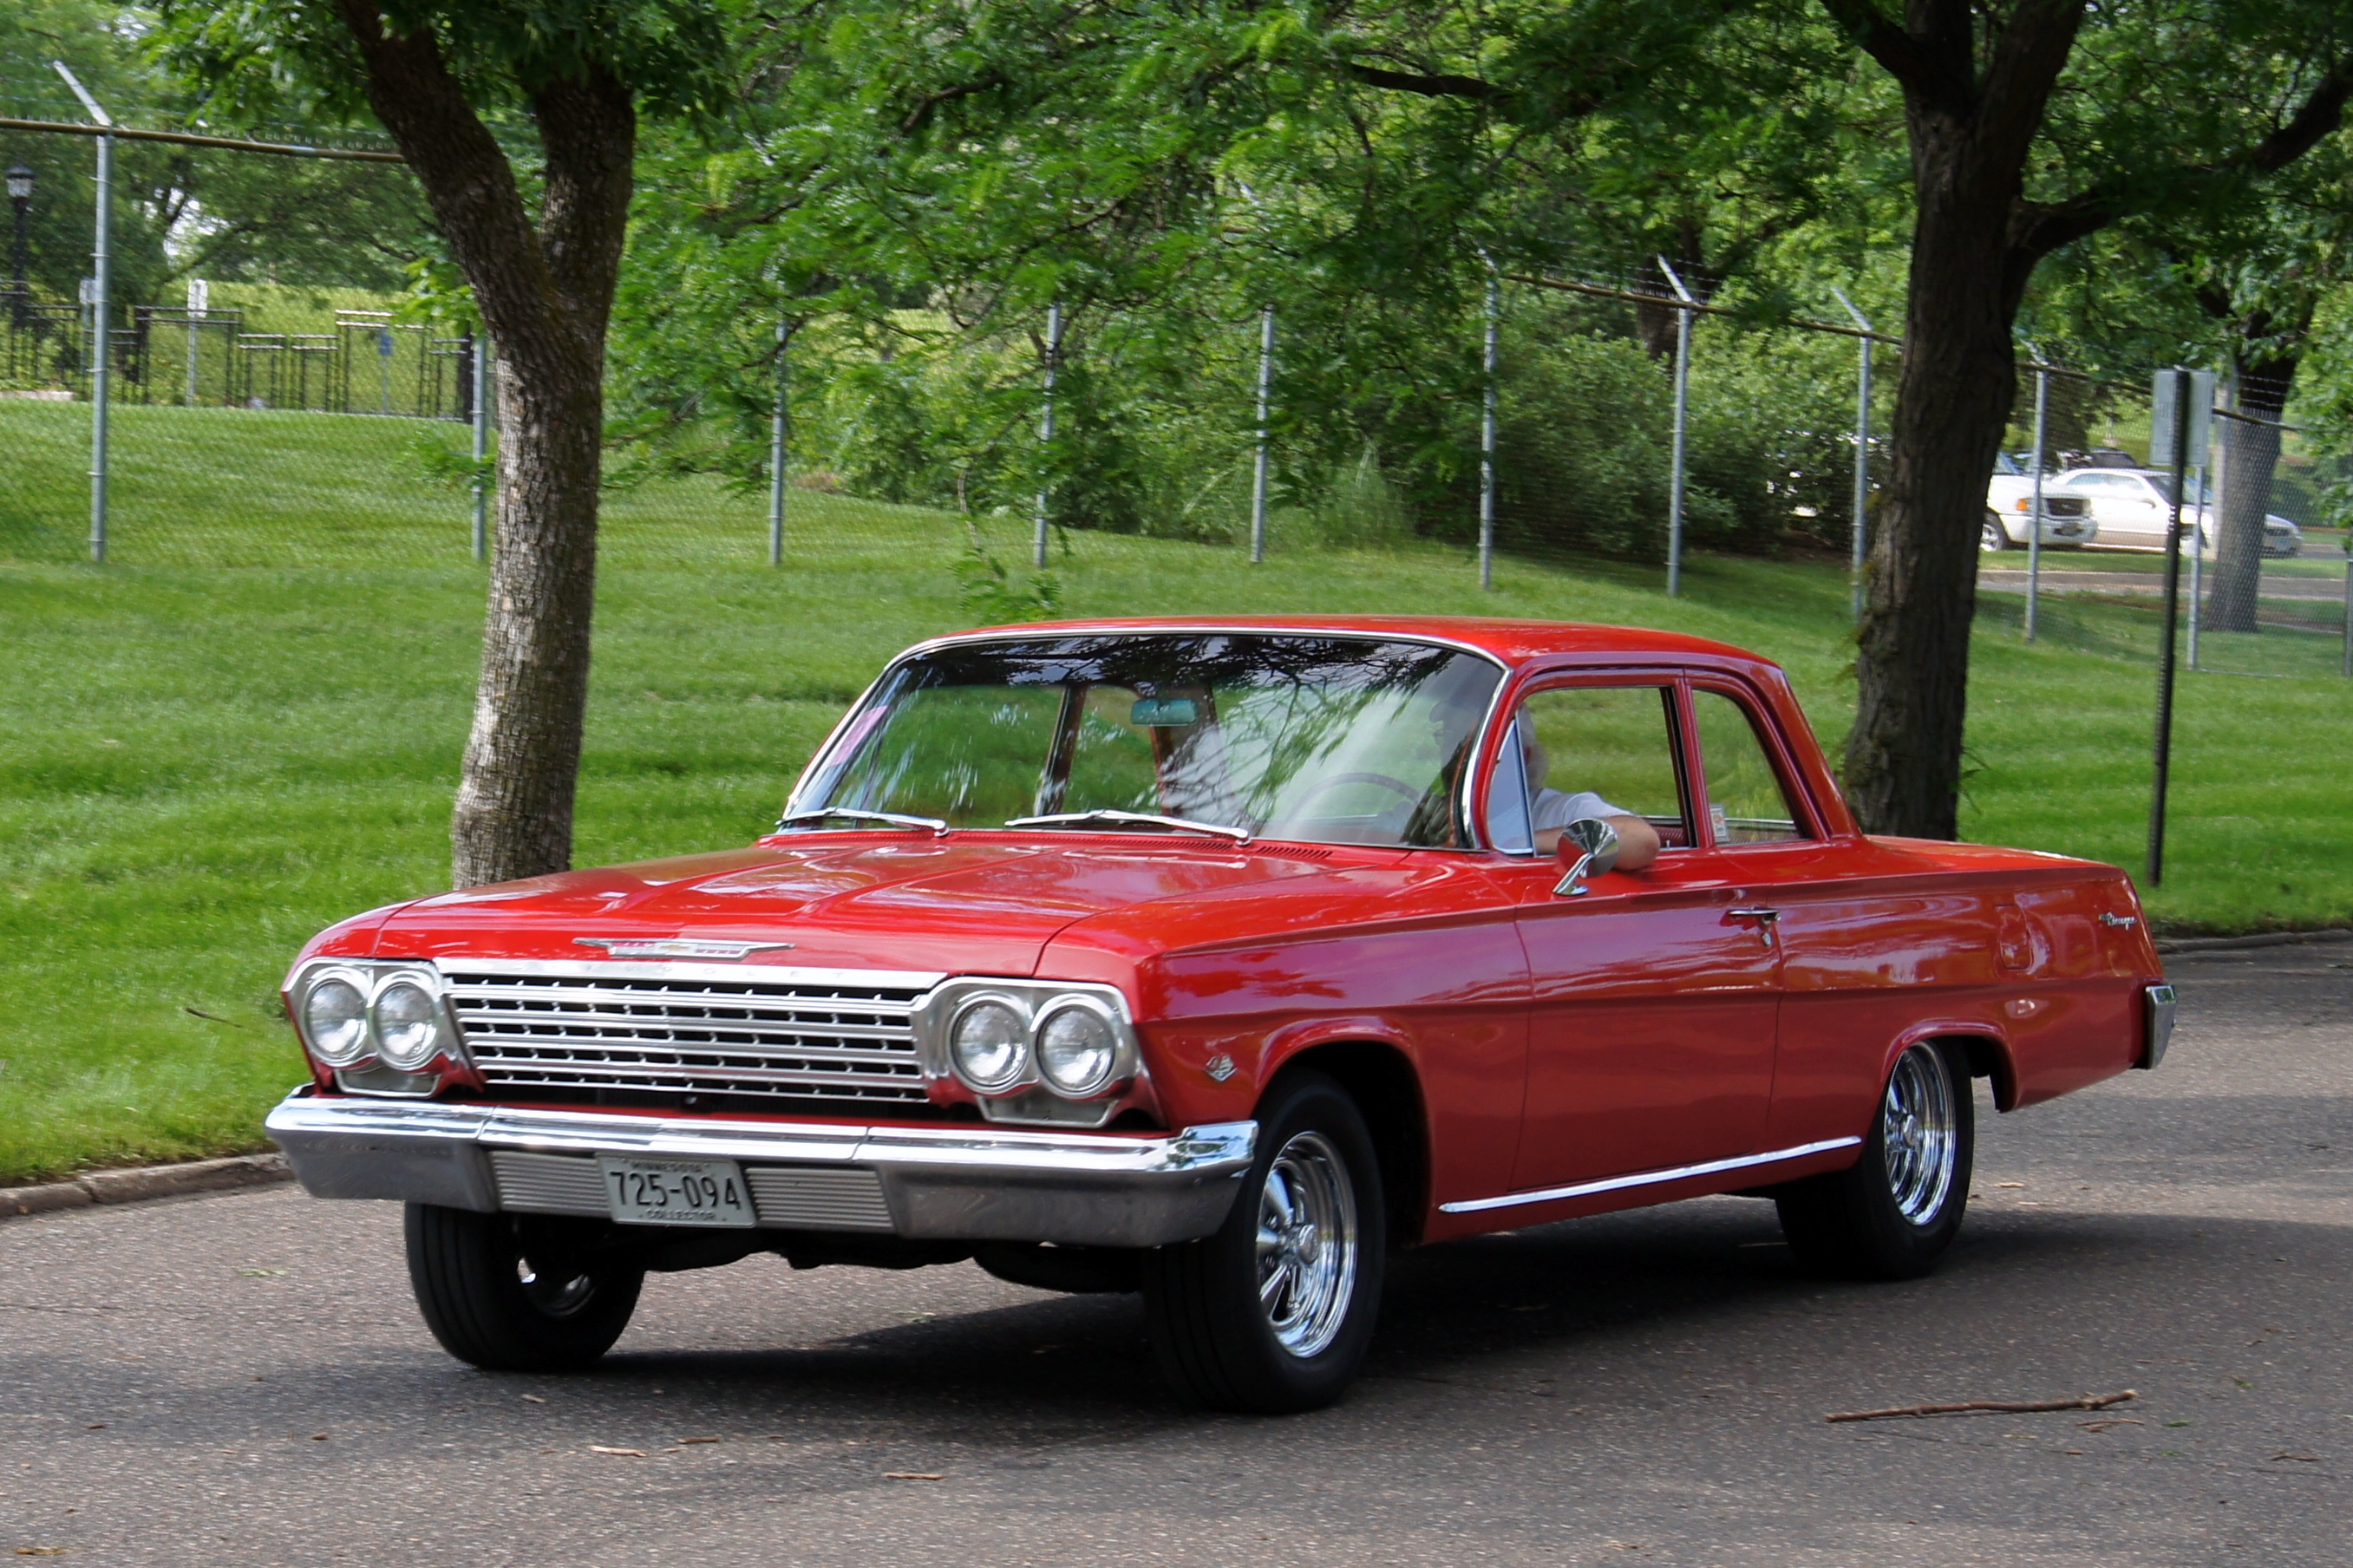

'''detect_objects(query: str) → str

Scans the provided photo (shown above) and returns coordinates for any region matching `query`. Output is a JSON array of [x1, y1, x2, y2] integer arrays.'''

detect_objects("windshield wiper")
[[1003, 809, 1252, 843], [775, 807, 950, 836]]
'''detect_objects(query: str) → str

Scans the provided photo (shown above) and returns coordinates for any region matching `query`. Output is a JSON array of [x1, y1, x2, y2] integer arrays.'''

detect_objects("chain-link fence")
[[3, 111, 2345, 681]]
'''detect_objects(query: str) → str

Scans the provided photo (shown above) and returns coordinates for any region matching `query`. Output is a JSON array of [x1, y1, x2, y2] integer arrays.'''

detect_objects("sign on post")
[[2148, 369, 2213, 467]]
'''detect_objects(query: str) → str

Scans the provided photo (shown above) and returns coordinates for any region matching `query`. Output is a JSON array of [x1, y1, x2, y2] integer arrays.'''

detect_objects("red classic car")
[[268, 617, 2173, 1412]]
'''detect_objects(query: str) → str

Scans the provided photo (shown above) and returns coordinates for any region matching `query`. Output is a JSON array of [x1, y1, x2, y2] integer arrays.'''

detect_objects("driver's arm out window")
[[1515, 685, 1690, 847], [1691, 689, 1809, 843]]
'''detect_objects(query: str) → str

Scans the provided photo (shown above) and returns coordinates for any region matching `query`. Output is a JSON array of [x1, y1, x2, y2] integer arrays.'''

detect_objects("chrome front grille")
[[446, 964, 932, 1105]]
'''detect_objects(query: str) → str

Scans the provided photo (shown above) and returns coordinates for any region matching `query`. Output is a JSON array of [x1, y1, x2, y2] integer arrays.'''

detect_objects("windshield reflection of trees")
[[813, 636, 1500, 847]]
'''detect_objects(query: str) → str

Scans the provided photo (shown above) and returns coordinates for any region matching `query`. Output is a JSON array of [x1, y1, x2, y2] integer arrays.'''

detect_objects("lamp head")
[[5, 165, 32, 201]]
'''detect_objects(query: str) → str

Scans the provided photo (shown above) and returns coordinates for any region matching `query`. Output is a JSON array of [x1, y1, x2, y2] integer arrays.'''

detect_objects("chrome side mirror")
[[1552, 817, 1621, 897]]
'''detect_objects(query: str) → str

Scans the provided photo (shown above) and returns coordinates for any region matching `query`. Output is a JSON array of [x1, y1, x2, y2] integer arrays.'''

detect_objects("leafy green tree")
[[1821, 0, 2353, 839], [154, 0, 730, 886]]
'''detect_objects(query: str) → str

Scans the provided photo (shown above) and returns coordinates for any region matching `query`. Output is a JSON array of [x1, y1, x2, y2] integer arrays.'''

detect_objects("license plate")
[[597, 1155, 756, 1228]]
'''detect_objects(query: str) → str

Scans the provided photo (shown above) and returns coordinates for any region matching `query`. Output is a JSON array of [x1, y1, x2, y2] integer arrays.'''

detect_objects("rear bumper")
[[264, 1089, 1255, 1248], [2137, 983, 2178, 1069]]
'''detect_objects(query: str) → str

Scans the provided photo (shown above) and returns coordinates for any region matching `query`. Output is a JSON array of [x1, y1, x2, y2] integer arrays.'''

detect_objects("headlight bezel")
[[1034, 996, 1124, 1098], [915, 978, 1141, 1105], [287, 958, 465, 1091], [947, 992, 1034, 1092], [298, 967, 374, 1068]]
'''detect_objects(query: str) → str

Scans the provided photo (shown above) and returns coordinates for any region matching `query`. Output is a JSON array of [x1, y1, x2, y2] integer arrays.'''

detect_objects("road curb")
[[2159, 927, 2353, 955], [1, 1152, 291, 1222]]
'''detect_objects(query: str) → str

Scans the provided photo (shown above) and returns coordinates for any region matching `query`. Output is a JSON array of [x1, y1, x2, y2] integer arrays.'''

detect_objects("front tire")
[[1981, 512, 2014, 552], [1775, 1040, 1974, 1279], [405, 1205, 644, 1371], [1142, 1071, 1386, 1413]]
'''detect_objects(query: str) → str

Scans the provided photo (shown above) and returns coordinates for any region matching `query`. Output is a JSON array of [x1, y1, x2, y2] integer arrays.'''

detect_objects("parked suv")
[[1984, 454, 2095, 552]]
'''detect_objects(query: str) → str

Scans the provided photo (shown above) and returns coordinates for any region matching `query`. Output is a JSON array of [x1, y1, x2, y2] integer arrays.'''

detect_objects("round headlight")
[[1036, 1003, 1121, 1097], [951, 998, 1029, 1091], [301, 974, 370, 1067], [370, 977, 443, 1070]]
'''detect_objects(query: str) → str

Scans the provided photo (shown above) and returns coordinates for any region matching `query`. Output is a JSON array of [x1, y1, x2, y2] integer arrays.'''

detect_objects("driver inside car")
[[1522, 731, 1663, 868]]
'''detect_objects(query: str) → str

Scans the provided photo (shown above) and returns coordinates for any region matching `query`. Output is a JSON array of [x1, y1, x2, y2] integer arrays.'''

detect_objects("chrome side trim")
[[265, 1091, 1258, 1248], [1436, 1136, 1863, 1215], [2137, 982, 2177, 1070]]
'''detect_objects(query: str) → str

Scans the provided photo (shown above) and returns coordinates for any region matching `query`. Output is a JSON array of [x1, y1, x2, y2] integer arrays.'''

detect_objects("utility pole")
[[1658, 257, 1696, 597], [55, 62, 111, 565]]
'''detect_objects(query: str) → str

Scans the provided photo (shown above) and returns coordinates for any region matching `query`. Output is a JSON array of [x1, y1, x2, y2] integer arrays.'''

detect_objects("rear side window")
[[1692, 689, 1808, 844]]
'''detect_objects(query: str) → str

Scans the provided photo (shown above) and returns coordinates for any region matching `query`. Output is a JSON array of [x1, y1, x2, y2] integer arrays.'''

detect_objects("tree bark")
[[334, 3, 635, 887], [2204, 350, 2298, 634]]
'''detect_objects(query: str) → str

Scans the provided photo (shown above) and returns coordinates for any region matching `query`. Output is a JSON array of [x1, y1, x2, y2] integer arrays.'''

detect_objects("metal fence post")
[[185, 278, 206, 405], [768, 317, 789, 567], [1251, 304, 1273, 565], [2025, 355, 2049, 644], [1479, 266, 1499, 591], [1832, 288, 1873, 624], [1658, 257, 1695, 597], [2343, 535, 2352, 679], [56, 62, 111, 565], [1034, 301, 1062, 571], [470, 333, 490, 562]]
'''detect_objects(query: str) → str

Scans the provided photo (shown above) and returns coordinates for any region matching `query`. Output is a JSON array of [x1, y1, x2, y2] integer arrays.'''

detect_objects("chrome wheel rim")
[[1254, 1131, 1359, 1358], [1881, 1046, 1958, 1224]]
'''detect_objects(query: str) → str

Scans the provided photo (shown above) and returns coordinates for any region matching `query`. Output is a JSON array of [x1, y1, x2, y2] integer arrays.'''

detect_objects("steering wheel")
[[1296, 771, 1427, 815]]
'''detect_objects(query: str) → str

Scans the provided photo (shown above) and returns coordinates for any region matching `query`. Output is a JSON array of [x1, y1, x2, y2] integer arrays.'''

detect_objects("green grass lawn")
[[5, 401, 2352, 1183]]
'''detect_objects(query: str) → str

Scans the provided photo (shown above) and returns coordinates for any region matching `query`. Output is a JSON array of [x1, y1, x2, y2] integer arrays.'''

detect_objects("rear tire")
[[1775, 1040, 1973, 1280], [404, 1205, 644, 1371], [1143, 1071, 1386, 1413]]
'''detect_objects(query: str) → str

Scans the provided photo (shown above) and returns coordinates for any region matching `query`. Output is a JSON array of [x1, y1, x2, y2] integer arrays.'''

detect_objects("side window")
[[1691, 689, 1808, 844], [1483, 717, 1534, 853], [1516, 686, 1690, 847]]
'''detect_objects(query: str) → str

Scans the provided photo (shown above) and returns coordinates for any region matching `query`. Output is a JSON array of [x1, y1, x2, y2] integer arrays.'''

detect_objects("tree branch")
[[898, 72, 1011, 135], [2012, 52, 2353, 262], [1343, 62, 1501, 101], [1814, 0, 1969, 113]]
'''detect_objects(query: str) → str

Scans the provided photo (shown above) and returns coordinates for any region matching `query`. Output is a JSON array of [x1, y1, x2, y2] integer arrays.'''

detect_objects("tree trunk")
[[1840, 107, 2039, 840], [2203, 353, 2297, 634], [335, 6, 635, 887]]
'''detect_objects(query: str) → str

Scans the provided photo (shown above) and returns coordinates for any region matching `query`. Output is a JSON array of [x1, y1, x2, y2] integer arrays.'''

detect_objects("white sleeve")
[[1530, 788, 1631, 831]]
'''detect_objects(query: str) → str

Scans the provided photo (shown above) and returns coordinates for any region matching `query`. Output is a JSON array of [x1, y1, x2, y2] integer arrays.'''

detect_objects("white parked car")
[[1984, 454, 2095, 551], [2050, 468, 2303, 557]]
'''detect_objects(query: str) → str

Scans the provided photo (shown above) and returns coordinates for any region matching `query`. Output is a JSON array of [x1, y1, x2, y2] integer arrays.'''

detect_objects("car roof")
[[929, 616, 1780, 674]]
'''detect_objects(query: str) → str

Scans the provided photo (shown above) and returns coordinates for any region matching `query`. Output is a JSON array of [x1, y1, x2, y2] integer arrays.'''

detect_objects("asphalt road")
[[4, 946, 2347, 1567]]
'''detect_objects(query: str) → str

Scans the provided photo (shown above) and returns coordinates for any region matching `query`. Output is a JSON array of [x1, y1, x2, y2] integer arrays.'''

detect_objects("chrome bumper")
[[2137, 983, 2177, 1069], [264, 1090, 1255, 1249]]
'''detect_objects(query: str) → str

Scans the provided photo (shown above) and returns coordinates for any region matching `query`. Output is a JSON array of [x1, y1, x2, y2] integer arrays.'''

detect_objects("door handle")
[[1728, 906, 1781, 947]]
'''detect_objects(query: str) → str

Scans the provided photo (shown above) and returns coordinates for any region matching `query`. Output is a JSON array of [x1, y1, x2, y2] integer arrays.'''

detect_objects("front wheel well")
[[1262, 1041, 1429, 1250]]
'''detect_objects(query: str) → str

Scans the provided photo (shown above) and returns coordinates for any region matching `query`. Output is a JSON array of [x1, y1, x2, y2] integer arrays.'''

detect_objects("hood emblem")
[[573, 938, 796, 961]]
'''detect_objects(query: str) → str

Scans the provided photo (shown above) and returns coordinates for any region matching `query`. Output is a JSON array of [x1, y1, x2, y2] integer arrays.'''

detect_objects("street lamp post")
[[6, 164, 30, 328]]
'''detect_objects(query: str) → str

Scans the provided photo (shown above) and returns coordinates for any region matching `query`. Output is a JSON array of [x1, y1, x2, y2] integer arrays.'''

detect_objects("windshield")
[[793, 634, 1504, 847]]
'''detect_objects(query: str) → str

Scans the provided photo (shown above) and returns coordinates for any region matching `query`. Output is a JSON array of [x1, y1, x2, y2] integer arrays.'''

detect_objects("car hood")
[[363, 835, 1360, 977]]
